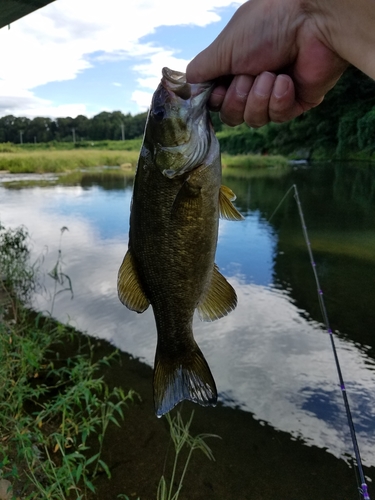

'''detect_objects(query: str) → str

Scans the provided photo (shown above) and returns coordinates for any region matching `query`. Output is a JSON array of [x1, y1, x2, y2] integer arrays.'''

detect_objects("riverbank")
[[48, 330, 375, 500], [2, 309, 373, 500]]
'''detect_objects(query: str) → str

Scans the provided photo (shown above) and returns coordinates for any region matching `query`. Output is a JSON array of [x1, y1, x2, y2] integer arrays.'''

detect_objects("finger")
[[243, 72, 276, 128], [268, 74, 304, 123], [207, 85, 226, 112], [206, 76, 233, 111], [218, 75, 255, 126]]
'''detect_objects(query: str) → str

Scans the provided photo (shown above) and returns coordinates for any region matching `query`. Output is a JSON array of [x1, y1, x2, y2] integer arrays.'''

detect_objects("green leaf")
[[75, 463, 83, 483], [85, 452, 100, 466], [85, 479, 96, 494], [98, 459, 111, 478]]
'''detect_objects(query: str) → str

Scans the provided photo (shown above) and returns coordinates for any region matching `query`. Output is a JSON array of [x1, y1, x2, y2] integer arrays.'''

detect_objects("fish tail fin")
[[153, 342, 217, 417]]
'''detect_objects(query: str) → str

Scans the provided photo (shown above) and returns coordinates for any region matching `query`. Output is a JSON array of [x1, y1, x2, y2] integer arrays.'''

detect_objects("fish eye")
[[152, 107, 165, 122]]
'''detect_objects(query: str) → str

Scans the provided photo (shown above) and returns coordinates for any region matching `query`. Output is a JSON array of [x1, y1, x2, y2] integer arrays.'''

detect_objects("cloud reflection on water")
[[1, 183, 375, 466]]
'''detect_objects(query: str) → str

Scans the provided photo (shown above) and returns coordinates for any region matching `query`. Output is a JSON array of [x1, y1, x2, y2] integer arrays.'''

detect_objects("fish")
[[117, 67, 243, 417]]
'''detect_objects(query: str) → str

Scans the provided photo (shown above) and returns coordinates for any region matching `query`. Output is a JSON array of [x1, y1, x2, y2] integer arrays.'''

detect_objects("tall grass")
[[157, 411, 219, 500], [0, 149, 139, 173], [0, 222, 138, 499], [221, 153, 288, 169]]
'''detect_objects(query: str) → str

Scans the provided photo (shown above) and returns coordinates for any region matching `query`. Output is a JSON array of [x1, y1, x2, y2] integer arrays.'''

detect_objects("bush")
[[336, 110, 362, 155], [217, 126, 267, 154], [357, 107, 375, 152]]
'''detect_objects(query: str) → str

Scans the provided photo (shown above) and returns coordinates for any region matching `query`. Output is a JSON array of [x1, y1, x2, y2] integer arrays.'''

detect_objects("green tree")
[[357, 107, 375, 152]]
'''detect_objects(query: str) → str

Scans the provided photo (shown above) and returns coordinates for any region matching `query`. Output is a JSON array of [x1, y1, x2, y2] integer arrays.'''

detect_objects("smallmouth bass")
[[117, 67, 243, 417]]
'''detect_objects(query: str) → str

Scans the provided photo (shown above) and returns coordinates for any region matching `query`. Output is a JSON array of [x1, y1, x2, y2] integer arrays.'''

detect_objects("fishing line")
[[270, 183, 370, 500]]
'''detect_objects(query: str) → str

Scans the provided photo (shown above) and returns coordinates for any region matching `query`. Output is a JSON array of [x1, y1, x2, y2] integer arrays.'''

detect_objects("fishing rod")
[[269, 184, 370, 500]]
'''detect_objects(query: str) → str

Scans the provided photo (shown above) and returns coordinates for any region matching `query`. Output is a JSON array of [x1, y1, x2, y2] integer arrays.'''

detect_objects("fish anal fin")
[[219, 185, 244, 221], [197, 264, 237, 321], [153, 342, 217, 417], [117, 249, 150, 313]]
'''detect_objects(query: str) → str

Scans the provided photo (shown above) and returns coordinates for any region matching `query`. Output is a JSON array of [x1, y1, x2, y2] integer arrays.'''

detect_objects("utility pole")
[[34, 136, 37, 144], [72, 127, 76, 143], [19, 131, 23, 144], [121, 123, 125, 141]]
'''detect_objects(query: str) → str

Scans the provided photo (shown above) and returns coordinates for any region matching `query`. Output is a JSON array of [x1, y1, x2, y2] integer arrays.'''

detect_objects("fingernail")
[[253, 72, 275, 98], [235, 75, 253, 98], [274, 75, 290, 98]]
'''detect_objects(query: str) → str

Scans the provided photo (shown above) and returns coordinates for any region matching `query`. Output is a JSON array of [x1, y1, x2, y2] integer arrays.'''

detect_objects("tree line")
[[1, 66, 374, 159], [0, 111, 148, 144]]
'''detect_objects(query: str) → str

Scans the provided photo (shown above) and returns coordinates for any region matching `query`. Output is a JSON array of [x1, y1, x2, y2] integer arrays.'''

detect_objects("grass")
[[0, 140, 143, 153], [157, 411, 219, 500], [0, 149, 139, 174], [0, 140, 290, 176], [221, 153, 289, 169], [0, 222, 137, 499]]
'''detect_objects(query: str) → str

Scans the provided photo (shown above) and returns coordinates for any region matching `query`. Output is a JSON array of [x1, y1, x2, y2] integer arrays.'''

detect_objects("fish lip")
[[161, 67, 214, 99], [162, 67, 186, 85]]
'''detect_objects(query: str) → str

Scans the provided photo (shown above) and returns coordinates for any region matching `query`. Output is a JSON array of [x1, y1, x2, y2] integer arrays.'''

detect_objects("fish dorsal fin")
[[219, 185, 244, 221], [117, 249, 150, 313], [197, 264, 237, 322]]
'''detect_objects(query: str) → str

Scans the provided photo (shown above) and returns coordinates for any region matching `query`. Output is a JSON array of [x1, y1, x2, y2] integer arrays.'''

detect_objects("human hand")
[[186, 0, 349, 127]]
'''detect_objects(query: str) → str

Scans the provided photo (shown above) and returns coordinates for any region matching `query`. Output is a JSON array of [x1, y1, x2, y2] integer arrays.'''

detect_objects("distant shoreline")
[[0, 140, 289, 175]]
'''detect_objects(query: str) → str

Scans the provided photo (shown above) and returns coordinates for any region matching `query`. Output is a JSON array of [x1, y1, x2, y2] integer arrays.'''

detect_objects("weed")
[[157, 411, 220, 500], [0, 222, 37, 310], [0, 223, 138, 499], [48, 226, 73, 316]]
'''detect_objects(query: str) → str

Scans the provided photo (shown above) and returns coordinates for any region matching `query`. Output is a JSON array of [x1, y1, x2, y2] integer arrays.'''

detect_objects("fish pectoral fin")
[[117, 249, 150, 313], [197, 264, 237, 322], [219, 185, 244, 221], [171, 179, 202, 216], [153, 341, 217, 417]]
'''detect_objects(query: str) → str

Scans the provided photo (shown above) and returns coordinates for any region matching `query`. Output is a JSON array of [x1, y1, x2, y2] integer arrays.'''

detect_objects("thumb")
[[292, 37, 348, 109], [186, 42, 227, 83]]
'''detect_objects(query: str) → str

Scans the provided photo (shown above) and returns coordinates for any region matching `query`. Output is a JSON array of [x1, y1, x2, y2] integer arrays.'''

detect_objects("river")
[[1, 162, 375, 474]]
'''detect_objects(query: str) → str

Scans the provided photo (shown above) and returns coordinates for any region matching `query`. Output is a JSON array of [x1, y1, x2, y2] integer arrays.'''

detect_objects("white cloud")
[[0, 0, 246, 117], [0, 86, 88, 118], [133, 50, 189, 88], [130, 90, 152, 111]]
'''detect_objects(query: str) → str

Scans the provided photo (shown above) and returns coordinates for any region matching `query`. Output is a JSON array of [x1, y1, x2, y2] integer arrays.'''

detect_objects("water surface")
[[1, 163, 375, 469]]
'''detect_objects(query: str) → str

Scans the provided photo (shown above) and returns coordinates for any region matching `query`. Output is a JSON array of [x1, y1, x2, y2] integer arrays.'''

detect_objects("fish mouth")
[[162, 67, 186, 85], [161, 67, 213, 100]]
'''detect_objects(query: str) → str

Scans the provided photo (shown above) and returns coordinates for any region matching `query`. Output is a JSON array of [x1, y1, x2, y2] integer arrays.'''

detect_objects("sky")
[[0, 0, 247, 119]]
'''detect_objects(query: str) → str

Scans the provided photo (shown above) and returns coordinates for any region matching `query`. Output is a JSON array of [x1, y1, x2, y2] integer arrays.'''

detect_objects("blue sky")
[[0, 0, 246, 119]]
